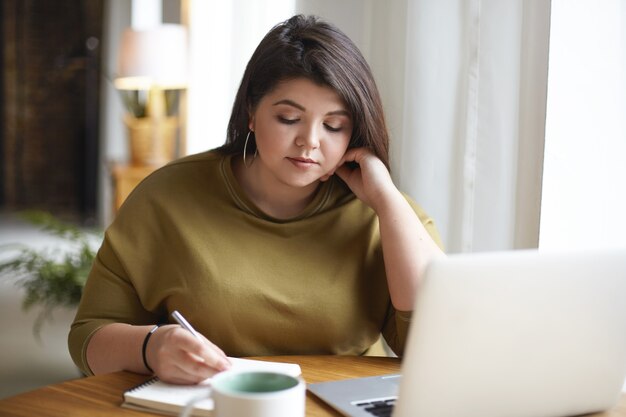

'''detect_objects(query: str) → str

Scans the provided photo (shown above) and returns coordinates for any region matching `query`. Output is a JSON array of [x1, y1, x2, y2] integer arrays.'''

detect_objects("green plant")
[[0, 211, 102, 337]]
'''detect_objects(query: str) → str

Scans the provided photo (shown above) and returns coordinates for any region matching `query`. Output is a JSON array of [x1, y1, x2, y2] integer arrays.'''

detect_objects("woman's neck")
[[232, 156, 320, 219]]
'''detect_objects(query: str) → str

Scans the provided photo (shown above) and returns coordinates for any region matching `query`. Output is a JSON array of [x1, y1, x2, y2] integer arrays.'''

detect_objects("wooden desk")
[[0, 356, 624, 417]]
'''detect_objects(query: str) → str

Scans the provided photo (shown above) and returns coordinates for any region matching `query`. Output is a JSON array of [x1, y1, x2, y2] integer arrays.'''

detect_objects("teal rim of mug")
[[215, 372, 299, 394]]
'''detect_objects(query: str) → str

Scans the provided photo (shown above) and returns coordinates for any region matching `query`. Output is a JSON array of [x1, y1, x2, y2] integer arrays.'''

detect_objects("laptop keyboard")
[[355, 398, 396, 417]]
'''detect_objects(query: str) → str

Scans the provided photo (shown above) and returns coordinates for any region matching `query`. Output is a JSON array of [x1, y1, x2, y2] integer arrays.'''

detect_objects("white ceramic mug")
[[211, 371, 305, 417]]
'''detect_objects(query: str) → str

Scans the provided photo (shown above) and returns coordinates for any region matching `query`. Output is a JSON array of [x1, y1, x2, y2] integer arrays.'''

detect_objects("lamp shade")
[[115, 24, 188, 90]]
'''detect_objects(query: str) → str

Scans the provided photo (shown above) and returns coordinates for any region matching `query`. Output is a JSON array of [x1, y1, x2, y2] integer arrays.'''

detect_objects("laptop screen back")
[[394, 249, 626, 417]]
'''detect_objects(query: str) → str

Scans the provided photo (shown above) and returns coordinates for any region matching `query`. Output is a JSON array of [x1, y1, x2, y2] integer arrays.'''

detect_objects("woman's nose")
[[296, 124, 321, 149]]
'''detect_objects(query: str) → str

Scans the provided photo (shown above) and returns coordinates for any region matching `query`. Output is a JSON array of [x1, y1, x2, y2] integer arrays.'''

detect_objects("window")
[[540, 0, 626, 250]]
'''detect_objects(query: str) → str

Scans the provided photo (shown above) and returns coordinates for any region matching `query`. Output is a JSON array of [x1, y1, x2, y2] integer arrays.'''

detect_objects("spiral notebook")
[[122, 357, 302, 416]]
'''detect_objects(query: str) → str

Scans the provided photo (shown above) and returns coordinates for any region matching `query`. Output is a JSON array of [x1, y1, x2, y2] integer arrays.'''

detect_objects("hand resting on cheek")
[[325, 147, 398, 213]]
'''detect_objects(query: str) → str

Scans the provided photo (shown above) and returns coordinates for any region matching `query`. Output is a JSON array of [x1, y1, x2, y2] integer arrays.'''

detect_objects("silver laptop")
[[308, 249, 626, 417]]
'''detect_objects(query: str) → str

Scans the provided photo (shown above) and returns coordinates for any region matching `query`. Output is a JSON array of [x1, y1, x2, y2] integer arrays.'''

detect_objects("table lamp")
[[114, 24, 188, 166]]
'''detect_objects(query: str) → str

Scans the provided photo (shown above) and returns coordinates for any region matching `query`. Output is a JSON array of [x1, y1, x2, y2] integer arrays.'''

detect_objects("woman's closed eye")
[[277, 116, 299, 125], [324, 123, 343, 132], [276, 115, 346, 132]]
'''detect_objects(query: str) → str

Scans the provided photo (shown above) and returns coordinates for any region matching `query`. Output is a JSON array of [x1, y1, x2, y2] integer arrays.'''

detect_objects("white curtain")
[[388, 0, 551, 253]]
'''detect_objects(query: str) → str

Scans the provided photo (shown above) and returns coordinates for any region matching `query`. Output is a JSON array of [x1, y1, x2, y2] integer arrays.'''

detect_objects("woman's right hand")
[[145, 324, 231, 384]]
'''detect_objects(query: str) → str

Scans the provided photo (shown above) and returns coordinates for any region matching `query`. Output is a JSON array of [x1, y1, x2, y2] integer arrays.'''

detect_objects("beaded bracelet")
[[142, 324, 162, 374]]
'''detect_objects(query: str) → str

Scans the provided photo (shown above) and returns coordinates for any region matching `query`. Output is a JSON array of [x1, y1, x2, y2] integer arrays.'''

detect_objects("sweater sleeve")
[[67, 233, 159, 375], [379, 305, 410, 356]]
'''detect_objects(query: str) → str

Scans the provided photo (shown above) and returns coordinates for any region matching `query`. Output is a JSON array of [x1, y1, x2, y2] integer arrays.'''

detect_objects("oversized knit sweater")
[[69, 151, 442, 375]]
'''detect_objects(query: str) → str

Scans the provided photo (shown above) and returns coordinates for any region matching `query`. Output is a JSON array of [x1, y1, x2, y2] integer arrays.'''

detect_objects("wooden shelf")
[[110, 163, 159, 212]]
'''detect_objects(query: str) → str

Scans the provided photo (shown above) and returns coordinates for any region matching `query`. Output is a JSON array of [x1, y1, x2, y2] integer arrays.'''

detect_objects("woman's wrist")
[[142, 324, 164, 374], [370, 186, 406, 217]]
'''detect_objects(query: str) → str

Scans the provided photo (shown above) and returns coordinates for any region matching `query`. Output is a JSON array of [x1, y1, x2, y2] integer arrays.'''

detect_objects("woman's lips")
[[287, 157, 318, 168]]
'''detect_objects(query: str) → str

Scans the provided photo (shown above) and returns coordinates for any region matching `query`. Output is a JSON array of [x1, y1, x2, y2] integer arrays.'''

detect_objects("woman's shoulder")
[[160, 149, 224, 173], [117, 150, 230, 210], [401, 192, 431, 220], [400, 192, 445, 250], [168, 149, 224, 166], [138, 150, 226, 187]]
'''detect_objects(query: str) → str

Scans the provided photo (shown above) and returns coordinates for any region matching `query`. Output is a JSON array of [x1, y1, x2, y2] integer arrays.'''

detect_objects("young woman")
[[69, 14, 444, 385]]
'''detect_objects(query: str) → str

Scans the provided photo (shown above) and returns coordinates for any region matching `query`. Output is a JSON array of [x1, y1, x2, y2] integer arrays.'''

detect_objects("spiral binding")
[[126, 377, 159, 393]]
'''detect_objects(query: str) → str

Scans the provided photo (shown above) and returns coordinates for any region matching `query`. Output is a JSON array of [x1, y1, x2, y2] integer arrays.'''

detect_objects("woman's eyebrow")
[[273, 99, 350, 117], [327, 109, 351, 117], [273, 99, 305, 111]]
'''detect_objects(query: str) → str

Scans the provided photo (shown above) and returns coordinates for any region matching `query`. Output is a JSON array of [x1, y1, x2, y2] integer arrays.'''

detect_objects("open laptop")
[[308, 249, 626, 417]]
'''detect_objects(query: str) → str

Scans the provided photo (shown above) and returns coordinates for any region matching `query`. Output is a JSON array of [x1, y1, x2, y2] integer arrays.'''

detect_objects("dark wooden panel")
[[1, 0, 103, 223]]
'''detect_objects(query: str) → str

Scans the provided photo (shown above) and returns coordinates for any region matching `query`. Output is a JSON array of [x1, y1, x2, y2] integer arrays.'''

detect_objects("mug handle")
[[180, 390, 213, 417]]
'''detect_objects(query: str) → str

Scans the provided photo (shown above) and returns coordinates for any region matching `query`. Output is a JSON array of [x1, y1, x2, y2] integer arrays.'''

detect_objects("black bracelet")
[[142, 324, 162, 374]]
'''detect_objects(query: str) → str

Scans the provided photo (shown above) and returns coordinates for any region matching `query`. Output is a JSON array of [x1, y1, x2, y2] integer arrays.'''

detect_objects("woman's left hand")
[[323, 147, 397, 211]]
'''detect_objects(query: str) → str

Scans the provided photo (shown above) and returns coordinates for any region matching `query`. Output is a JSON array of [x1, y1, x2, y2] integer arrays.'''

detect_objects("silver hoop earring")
[[242, 131, 258, 168]]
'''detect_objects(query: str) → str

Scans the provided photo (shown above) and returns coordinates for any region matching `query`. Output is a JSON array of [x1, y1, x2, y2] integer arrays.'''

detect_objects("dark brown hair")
[[219, 14, 390, 170]]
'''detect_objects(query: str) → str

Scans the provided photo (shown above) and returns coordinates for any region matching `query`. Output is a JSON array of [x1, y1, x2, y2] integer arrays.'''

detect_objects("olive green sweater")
[[69, 151, 442, 375]]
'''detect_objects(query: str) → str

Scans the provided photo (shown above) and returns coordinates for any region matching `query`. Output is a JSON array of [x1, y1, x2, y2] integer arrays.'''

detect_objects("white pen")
[[171, 310, 232, 369], [171, 310, 200, 339]]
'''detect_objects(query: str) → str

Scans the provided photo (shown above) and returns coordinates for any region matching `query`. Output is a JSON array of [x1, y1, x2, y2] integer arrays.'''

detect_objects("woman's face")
[[248, 77, 353, 189]]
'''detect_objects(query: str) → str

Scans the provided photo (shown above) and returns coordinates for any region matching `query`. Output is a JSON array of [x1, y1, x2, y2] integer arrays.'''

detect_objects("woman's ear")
[[247, 106, 255, 132]]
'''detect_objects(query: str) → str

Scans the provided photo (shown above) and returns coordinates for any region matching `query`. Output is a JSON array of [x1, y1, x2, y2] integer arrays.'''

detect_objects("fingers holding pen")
[[193, 333, 232, 371], [146, 324, 231, 384], [171, 310, 231, 371]]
